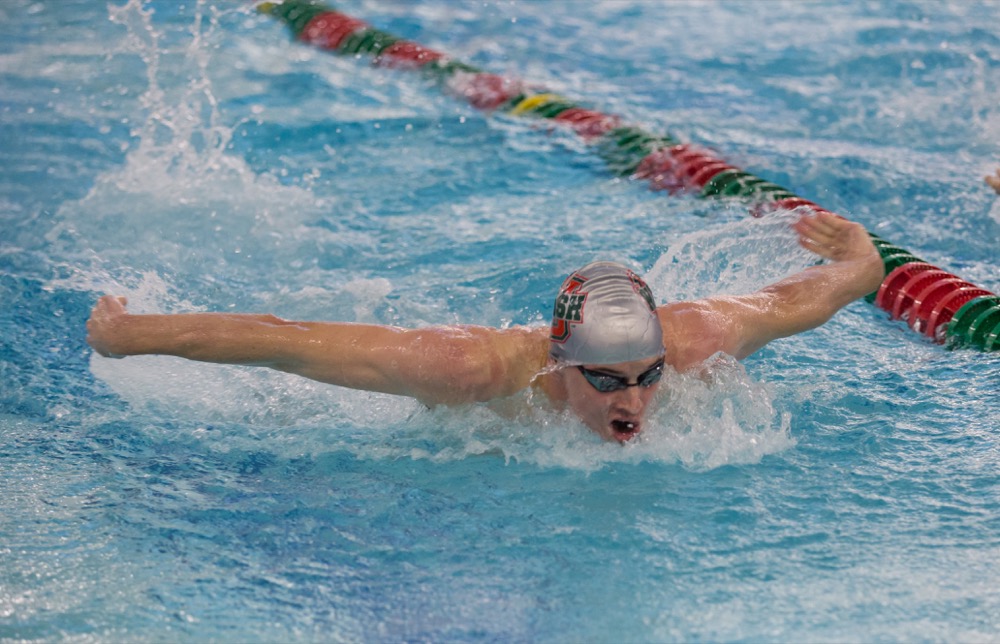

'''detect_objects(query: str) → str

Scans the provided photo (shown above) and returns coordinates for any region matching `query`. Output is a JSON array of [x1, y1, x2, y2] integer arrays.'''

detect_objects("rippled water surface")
[[2, 1, 999, 640]]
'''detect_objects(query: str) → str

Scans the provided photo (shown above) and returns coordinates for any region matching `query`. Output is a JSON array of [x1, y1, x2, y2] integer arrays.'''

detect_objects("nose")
[[612, 385, 644, 413]]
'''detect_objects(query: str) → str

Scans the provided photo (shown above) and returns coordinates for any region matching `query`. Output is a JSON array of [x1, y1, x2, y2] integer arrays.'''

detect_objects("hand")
[[792, 211, 878, 264], [86, 295, 130, 358], [986, 169, 1000, 195]]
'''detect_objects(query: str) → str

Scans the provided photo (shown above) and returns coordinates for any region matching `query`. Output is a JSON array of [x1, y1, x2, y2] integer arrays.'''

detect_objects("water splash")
[[106, 0, 240, 193], [646, 210, 816, 302], [51, 0, 323, 301], [69, 1, 797, 473], [90, 346, 792, 474]]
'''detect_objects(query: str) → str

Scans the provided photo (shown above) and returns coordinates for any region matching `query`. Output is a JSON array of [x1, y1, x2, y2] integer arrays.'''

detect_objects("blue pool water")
[[2, 0, 999, 640]]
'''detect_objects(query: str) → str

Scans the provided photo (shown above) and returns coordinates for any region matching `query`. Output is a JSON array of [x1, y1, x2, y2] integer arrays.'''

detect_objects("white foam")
[[88, 340, 792, 473], [316, 354, 790, 473], [48, 0, 330, 304], [646, 210, 816, 301]]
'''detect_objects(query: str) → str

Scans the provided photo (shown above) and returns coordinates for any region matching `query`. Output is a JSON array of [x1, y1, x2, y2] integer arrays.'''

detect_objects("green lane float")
[[947, 296, 1000, 350], [258, 0, 998, 352]]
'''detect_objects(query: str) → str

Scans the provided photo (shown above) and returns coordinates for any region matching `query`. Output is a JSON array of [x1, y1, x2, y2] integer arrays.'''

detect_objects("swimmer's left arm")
[[726, 212, 884, 358], [661, 212, 884, 364]]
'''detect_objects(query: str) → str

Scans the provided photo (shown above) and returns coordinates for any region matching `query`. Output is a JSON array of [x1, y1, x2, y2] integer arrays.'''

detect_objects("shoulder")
[[495, 326, 552, 373], [389, 324, 550, 404], [410, 324, 549, 367], [656, 300, 747, 370], [451, 324, 552, 398]]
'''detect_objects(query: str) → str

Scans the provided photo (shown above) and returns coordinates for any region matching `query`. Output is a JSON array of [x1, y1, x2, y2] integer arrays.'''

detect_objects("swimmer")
[[987, 168, 1000, 195], [86, 211, 883, 443]]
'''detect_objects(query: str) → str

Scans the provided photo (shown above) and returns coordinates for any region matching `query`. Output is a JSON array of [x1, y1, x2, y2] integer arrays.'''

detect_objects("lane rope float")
[[258, 0, 1000, 353]]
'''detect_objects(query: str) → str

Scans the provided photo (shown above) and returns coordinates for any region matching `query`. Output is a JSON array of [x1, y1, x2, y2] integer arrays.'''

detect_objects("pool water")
[[2, 0, 999, 640]]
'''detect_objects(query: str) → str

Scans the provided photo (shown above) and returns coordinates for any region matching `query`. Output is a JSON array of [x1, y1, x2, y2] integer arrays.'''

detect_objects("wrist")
[[857, 250, 886, 297], [114, 314, 172, 356], [108, 314, 143, 356]]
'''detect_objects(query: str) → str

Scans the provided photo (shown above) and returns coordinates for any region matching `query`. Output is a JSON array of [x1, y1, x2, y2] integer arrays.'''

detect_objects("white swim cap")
[[549, 261, 664, 365]]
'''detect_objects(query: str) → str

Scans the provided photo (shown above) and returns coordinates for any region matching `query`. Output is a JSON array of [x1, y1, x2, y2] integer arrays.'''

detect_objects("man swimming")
[[86, 211, 883, 442]]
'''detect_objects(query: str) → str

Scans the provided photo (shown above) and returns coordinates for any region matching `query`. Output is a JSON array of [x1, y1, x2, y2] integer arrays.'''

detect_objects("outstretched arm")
[[659, 211, 884, 367], [86, 296, 546, 405]]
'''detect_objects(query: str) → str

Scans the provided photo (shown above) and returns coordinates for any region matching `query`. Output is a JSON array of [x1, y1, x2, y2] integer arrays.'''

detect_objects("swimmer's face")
[[561, 355, 664, 443]]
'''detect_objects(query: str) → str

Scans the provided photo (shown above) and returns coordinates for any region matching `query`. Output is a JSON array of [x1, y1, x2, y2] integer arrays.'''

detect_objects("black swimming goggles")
[[577, 358, 665, 393]]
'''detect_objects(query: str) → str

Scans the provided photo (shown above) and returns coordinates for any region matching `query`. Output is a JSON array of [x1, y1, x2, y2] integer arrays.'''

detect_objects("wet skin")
[[558, 355, 664, 443]]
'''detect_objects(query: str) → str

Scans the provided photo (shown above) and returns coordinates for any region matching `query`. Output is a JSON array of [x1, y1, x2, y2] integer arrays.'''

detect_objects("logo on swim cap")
[[626, 270, 656, 312], [550, 273, 588, 344], [549, 261, 664, 365]]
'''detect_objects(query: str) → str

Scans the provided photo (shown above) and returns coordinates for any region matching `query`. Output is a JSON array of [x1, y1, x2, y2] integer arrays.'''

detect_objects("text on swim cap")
[[554, 293, 585, 322], [550, 274, 588, 344]]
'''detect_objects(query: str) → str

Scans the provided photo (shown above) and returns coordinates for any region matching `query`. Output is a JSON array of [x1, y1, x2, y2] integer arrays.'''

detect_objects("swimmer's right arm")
[[86, 295, 545, 405]]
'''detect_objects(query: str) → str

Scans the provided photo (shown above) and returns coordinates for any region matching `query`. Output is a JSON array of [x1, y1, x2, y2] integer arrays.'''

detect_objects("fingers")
[[96, 294, 128, 314], [797, 210, 844, 233], [793, 211, 840, 246], [87, 295, 129, 358], [793, 211, 869, 261]]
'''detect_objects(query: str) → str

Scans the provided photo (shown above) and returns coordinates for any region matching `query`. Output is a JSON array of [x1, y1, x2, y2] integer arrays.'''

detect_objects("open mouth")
[[610, 419, 640, 441]]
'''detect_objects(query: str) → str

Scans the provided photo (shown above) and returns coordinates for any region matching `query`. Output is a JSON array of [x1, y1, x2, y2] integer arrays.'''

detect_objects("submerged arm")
[[85, 296, 544, 405]]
